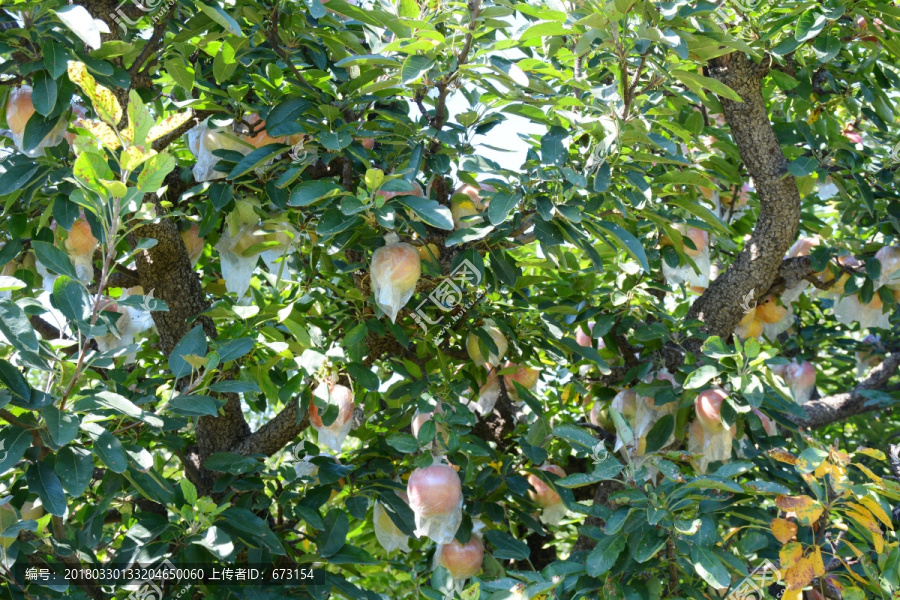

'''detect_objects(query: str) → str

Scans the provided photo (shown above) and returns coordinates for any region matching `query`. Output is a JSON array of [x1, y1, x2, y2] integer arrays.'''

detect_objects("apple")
[[438, 535, 484, 579], [407, 463, 462, 518], [527, 464, 565, 508]]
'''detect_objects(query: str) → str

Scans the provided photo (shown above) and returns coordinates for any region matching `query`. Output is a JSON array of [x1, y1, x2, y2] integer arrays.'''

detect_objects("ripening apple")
[[438, 535, 484, 580], [181, 224, 204, 267], [416, 243, 440, 267], [695, 389, 728, 431], [503, 362, 539, 399], [451, 196, 481, 230], [376, 181, 424, 202], [5, 86, 67, 156], [454, 182, 495, 211], [527, 465, 565, 508], [466, 324, 508, 367], [19, 500, 44, 521], [370, 233, 421, 323], [308, 383, 355, 429], [407, 463, 462, 519], [411, 402, 450, 446]]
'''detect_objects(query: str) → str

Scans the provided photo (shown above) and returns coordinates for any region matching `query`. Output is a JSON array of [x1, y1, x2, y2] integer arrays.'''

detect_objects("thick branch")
[[687, 53, 800, 340], [232, 399, 308, 456], [151, 109, 215, 152], [794, 354, 900, 429]]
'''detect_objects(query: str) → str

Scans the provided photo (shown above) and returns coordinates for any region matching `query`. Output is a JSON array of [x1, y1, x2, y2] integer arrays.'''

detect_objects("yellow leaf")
[[147, 112, 194, 143], [853, 463, 883, 485], [121, 146, 156, 172], [770, 448, 798, 465], [779, 541, 804, 570], [830, 448, 852, 466], [839, 558, 869, 585], [784, 556, 815, 591], [79, 119, 120, 150], [67, 60, 123, 126], [858, 496, 893, 529], [776, 495, 824, 525], [855, 447, 886, 461], [810, 545, 826, 576], [813, 461, 830, 479], [845, 508, 881, 534], [782, 591, 802, 600], [771, 518, 798, 543]]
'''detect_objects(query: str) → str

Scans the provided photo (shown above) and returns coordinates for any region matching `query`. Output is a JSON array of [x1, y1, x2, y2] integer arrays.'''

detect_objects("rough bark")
[[128, 196, 249, 476], [687, 54, 801, 341], [794, 353, 900, 429], [232, 399, 310, 457]]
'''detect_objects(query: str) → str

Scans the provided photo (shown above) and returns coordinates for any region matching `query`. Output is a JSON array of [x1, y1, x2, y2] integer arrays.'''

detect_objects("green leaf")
[[487, 193, 519, 226], [31, 241, 78, 279], [196, 1, 244, 36], [0, 299, 41, 354], [684, 365, 720, 389], [795, 9, 827, 42], [0, 426, 33, 474], [43, 405, 79, 447], [318, 509, 349, 557], [82, 422, 128, 473], [55, 446, 94, 496], [483, 530, 530, 561], [595, 221, 650, 272], [52, 275, 91, 324], [691, 543, 730, 588], [217, 337, 254, 363], [227, 143, 287, 179], [400, 55, 434, 84], [22, 111, 61, 152], [788, 156, 817, 177], [205, 452, 259, 474], [386, 433, 419, 454], [0, 163, 40, 196], [77, 391, 164, 428], [136, 153, 175, 193], [288, 180, 344, 206], [632, 529, 666, 563], [192, 525, 234, 560], [42, 41, 71, 79], [219, 508, 285, 554], [585, 534, 626, 576], [0, 359, 31, 401], [672, 69, 743, 103], [643, 415, 674, 454], [345, 363, 379, 391], [25, 462, 67, 516], [169, 325, 207, 379], [394, 196, 454, 230], [558, 337, 610, 374], [32, 71, 58, 117], [169, 395, 222, 417]]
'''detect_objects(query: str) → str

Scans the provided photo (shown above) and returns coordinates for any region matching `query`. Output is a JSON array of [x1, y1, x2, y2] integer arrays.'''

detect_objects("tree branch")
[[151, 109, 215, 152], [794, 353, 900, 429], [232, 398, 308, 457], [687, 53, 800, 342]]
